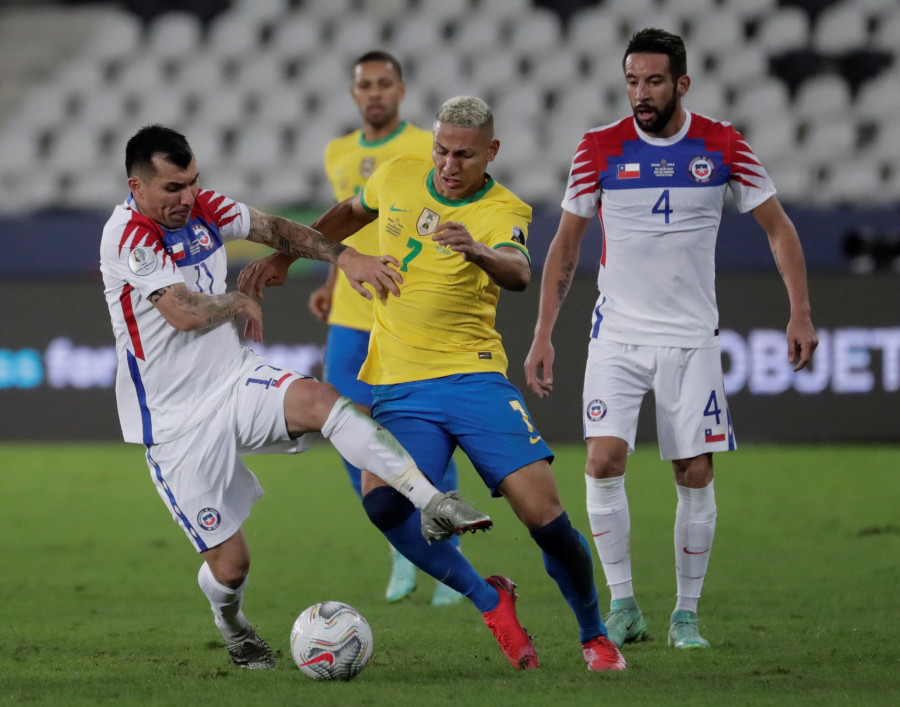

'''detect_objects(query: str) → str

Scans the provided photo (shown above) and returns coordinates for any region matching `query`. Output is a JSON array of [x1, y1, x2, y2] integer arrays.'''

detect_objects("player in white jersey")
[[100, 125, 491, 670], [525, 29, 817, 650]]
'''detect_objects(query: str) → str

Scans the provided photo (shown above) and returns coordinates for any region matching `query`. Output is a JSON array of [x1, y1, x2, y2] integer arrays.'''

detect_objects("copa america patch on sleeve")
[[128, 246, 157, 276]]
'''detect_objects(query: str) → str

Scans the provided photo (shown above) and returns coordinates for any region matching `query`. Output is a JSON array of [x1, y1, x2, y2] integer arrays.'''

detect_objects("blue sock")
[[530, 512, 606, 642], [362, 487, 493, 611]]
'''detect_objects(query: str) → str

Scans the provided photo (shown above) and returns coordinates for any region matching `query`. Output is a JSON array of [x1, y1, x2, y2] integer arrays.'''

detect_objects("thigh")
[[234, 361, 313, 455], [654, 345, 737, 460], [146, 408, 263, 553], [324, 325, 373, 408], [583, 338, 654, 453], [370, 383, 456, 486], [446, 374, 554, 497]]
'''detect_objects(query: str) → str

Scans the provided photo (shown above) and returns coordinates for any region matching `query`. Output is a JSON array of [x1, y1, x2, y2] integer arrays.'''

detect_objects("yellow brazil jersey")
[[357, 155, 532, 385], [323, 122, 433, 331]]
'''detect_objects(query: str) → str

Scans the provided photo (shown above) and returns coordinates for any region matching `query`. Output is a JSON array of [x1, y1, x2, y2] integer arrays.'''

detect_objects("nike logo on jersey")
[[529, 435, 543, 445], [389, 204, 411, 212]]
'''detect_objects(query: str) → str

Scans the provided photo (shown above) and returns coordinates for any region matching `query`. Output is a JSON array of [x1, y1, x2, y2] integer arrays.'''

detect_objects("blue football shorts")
[[371, 372, 554, 496], [323, 324, 373, 408]]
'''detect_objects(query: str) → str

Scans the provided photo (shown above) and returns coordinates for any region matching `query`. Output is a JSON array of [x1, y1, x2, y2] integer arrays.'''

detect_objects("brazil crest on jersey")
[[324, 122, 433, 331], [358, 155, 532, 385], [562, 111, 776, 348]]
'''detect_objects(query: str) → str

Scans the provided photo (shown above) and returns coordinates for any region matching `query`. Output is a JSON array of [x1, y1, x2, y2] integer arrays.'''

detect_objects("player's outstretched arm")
[[150, 282, 264, 342], [524, 211, 591, 398], [752, 196, 818, 371], [311, 194, 402, 300]]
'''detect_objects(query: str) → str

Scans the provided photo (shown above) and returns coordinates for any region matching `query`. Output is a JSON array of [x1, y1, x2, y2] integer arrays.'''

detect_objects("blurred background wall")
[[1, 0, 897, 442]]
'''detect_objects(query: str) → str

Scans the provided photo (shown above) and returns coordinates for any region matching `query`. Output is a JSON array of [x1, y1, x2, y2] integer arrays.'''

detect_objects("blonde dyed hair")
[[435, 95, 493, 129]]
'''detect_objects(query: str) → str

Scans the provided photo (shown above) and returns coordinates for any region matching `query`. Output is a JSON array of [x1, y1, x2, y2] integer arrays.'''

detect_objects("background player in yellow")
[[240, 96, 624, 671]]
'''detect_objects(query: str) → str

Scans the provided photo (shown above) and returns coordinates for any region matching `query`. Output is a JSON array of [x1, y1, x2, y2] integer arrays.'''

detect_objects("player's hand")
[[238, 252, 292, 300], [432, 221, 484, 262], [336, 248, 402, 300], [233, 292, 264, 343], [786, 313, 818, 371], [308, 284, 333, 322], [524, 337, 555, 398]]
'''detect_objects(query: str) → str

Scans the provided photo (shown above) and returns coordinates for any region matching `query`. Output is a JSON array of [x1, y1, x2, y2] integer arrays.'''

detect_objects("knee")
[[362, 486, 415, 532], [285, 379, 341, 432], [211, 559, 250, 589], [585, 442, 626, 478]]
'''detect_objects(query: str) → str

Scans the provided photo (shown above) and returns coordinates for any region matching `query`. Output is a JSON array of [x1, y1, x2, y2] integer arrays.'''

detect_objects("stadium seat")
[[717, 0, 776, 22], [792, 74, 853, 122], [685, 82, 728, 119], [228, 0, 290, 23], [686, 11, 745, 56], [799, 120, 858, 162], [385, 12, 451, 55], [447, 15, 506, 54], [81, 9, 144, 63], [812, 1, 870, 53], [206, 12, 265, 62], [330, 16, 389, 54], [754, 7, 811, 55], [145, 12, 204, 63], [709, 45, 767, 88], [267, 13, 326, 61], [871, 6, 900, 51], [740, 116, 801, 165], [300, 0, 357, 21], [818, 158, 886, 205], [416, 0, 473, 24], [567, 7, 624, 55], [506, 8, 564, 58], [356, 0, 413, 20]]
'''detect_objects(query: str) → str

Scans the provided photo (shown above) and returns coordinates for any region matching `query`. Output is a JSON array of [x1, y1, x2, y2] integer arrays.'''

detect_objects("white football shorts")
[[145, 360, 313, 552], [582, 338, 736, 459]]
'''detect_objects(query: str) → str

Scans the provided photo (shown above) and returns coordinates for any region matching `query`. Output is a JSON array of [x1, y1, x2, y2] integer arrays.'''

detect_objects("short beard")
[[633, 93, 677, 134]]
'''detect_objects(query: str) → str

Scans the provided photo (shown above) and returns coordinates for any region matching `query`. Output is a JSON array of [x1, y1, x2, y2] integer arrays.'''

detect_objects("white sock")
[[198, 562, 252, 644], [321, 396, 437, 508], [674, 481, 717, 614], [585, 474, 634, 601]]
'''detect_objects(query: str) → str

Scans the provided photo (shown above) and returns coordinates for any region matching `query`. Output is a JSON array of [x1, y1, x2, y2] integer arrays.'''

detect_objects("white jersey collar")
[[634, 110, 692, 146]]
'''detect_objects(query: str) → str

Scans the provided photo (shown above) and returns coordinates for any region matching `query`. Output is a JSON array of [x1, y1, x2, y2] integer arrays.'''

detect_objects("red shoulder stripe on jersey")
[[120, 284, 145, 361], [118, 212, 176, 270], [194, 190, 240, 228]]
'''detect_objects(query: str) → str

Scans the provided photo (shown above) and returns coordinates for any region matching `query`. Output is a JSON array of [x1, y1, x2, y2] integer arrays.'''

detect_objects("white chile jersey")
[[562, 111, 776, 348], [100, 190, 253, 445]]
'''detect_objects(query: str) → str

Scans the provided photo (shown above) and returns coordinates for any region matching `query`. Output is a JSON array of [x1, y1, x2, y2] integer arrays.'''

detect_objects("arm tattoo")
[[148, 286, 170, 305], [772, 247, 784, 277], [556, 263, 574, 309], [256, 212, 347, 263], [150, 283, 242, 326]]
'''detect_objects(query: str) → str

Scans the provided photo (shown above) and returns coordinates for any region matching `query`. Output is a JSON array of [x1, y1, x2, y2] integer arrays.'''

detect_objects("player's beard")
[[633, 91, 677, 134]]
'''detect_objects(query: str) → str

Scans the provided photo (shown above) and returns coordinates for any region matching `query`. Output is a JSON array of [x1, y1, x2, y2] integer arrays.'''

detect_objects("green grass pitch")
[[1, 442, 898, 705]]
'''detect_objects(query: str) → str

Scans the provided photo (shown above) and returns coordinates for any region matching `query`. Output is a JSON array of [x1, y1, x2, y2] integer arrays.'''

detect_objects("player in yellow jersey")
[[303, 52, 464, 605], [240, 96, 625, 672]]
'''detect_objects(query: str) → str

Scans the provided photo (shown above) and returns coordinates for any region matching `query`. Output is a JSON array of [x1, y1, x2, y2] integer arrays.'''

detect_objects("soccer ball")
[[290, 601, 374, 681]]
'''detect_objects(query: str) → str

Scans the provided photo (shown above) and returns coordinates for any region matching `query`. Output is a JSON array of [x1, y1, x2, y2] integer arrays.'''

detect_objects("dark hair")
[[125, 124, 193, 177], [623, 28, 687, 79], [354, 50, 403, 80]]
